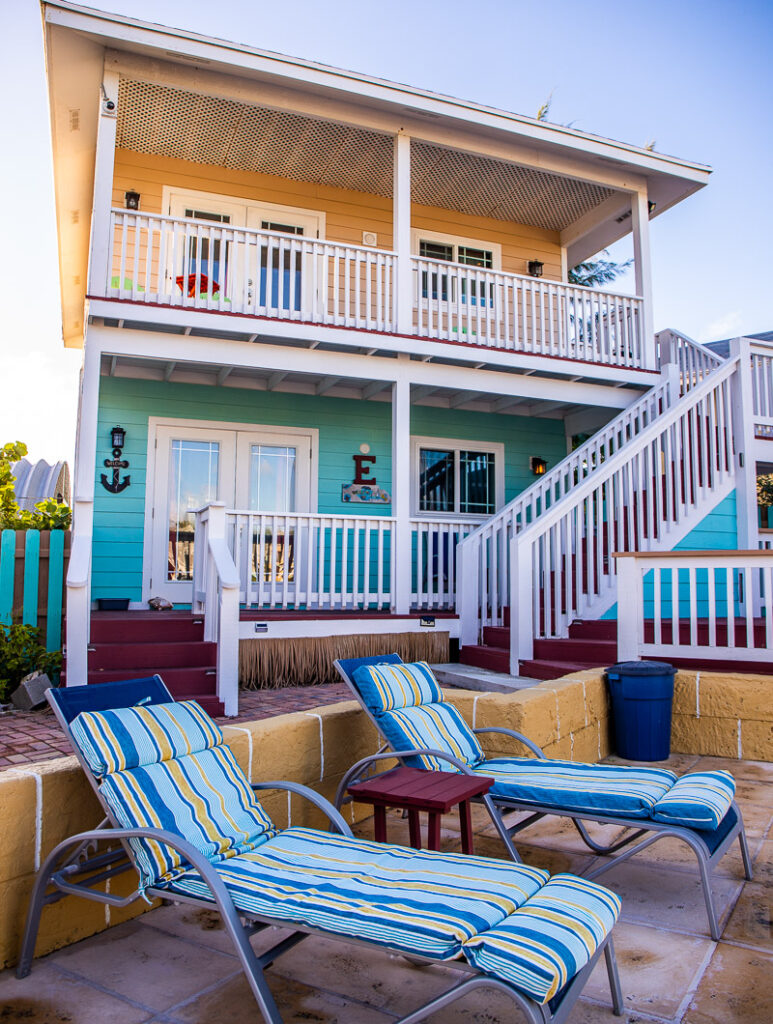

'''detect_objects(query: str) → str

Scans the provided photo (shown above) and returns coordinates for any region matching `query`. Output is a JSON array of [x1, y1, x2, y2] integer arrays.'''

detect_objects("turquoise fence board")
[[46, 529, 65, 651], [92, 376, 568, 600], [0, 530, 15, 624], [22, 530, 40, 626]]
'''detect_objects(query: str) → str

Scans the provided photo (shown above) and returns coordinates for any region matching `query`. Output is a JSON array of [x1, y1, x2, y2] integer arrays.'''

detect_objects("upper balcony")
[[97, 208, 646, 371]]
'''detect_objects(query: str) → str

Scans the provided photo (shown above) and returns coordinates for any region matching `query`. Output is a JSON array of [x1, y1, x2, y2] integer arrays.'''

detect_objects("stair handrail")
[[510, 355, 740, 668], [655, 328, 723, 393]]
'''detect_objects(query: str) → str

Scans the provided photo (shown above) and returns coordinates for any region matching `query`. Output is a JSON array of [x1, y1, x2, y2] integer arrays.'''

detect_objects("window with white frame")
[[412, 437, 504, 517], [414, 232, 500, 306]]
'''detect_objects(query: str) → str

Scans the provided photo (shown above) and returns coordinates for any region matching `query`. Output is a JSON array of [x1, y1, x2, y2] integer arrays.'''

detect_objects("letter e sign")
[[353, 454, 377, 484]]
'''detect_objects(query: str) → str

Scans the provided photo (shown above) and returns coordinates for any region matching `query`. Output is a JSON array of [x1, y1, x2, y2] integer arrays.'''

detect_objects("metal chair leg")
[[604, 939, 624, 1016]]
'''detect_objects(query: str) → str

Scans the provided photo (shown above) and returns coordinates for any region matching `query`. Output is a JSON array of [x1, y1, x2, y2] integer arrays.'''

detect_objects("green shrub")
[[0, 624, 61, 703]]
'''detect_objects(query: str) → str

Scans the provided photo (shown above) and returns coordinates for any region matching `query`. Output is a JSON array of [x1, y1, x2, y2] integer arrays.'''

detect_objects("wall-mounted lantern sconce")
[[527, 260, 544, 278], [530, 456, 547, 476], [125, 190, 140, 210], [111, 425, 126, 449]]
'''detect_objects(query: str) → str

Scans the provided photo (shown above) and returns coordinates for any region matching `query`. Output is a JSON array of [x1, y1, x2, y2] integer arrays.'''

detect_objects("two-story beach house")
[[41, 1, 773, 715]]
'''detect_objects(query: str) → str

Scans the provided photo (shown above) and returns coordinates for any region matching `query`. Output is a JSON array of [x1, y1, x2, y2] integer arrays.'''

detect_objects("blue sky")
[[1, 0, 771, 465]]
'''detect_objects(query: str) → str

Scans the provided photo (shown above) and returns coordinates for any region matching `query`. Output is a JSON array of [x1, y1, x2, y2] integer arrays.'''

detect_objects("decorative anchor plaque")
[[101, 447, 131, 493]]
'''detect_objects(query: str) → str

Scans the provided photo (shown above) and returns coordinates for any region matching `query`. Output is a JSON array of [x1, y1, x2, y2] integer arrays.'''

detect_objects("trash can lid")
[[607, 661, 676, 677]]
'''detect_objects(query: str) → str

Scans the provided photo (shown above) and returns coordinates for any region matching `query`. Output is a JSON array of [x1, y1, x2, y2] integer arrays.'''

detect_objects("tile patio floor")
[[0, 753, 771, 1023]]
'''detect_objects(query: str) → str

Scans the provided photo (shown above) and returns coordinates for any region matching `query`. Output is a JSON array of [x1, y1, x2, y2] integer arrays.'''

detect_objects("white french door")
[[147, 423, 313, 603]]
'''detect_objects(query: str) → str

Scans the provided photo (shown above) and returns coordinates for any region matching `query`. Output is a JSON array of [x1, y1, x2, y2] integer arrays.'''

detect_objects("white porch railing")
[[656, 328, 723, 392], [411, 518, 477, 609], [412, 256, 646, 367], [191, 503, 240, 716], [226, 510, 395, 611], [107, 210, 396, 332], [616, 550, 773, 662], [750, 343, 773, 438]]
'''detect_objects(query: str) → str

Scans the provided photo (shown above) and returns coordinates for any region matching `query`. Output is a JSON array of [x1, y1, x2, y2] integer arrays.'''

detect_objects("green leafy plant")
[[0, 624, 61, 703], [0, 441, 71, 530], [568, 253, 633, 288]]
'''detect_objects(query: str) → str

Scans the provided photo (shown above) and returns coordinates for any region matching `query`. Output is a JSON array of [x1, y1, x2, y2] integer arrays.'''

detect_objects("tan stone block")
[[598, 716, 613, 759], [240, 713, 322, 785], [671, 714, 740, 758], [541, 679, 588, 737], [220, 725, 252, 773], [673, 671, 698, 716], [314, 704, 381, 777], [699, 673, 773, 722], [582, 675, 610, 727], [741, 719, 773, 762], [571, 722, 602, 764], [542, 734, 573, 760], [26, 758, 103, 862], [0, 771, 37, 883]]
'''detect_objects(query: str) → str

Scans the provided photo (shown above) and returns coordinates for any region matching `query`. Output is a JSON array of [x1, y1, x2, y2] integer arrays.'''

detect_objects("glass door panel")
[[167, 439, 220, 583]]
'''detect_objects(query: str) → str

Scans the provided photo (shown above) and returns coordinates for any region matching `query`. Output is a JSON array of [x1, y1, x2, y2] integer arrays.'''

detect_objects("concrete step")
[[431, 663, 538, 694]]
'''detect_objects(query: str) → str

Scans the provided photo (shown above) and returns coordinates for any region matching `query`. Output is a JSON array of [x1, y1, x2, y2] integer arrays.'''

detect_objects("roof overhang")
[[42, 0, 712, 347]]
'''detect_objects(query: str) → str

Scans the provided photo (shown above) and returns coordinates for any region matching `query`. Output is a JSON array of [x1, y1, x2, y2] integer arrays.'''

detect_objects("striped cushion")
[[469, 757, 676, 817], [463, 874, 621, 1003], [379, 702, 485, 770], [98, 743, 277, 891], [352, 661, 443, 713], [166, 827, 549, 959], [71, 700, 222, 777], [651, 771, 735, 831]]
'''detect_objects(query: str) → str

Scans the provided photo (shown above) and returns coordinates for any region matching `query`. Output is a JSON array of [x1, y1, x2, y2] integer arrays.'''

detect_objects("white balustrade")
[[656, 328, 723, 393], [616, 551, 773, 662], [225, 511, 395, 611], [412, 256, 645, 368], [106, 210, 396, 332], [411, 519, 477, 609], [750, 345, 773, 441]]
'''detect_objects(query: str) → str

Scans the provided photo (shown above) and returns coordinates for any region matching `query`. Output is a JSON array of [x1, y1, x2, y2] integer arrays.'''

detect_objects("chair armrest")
[[253, 781, 353, 836], [334, 749, 473, 810], [473, 727, 546, 759]]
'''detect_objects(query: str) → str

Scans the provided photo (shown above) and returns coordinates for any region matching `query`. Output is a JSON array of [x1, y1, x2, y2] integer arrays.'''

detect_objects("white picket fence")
[[616, 551, 773, 662]]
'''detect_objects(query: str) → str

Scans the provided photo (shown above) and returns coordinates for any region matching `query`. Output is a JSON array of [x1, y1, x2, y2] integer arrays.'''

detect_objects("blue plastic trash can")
[[606, 661, 676, 761]]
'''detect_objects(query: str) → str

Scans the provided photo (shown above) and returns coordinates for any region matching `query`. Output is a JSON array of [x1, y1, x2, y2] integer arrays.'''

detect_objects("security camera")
[[104, 99, 116, 112]]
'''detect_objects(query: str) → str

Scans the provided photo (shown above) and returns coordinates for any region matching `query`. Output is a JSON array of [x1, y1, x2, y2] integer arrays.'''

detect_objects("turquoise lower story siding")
[[91, 376, 567, 601], [602, 490, 739, 620]]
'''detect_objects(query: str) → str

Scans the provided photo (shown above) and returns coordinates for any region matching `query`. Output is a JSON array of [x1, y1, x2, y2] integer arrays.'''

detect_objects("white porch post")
[[631, 190, 656, 369], [88, 67, 119, 297], [391, 374, 411, 613], [65, 339, 101, 684], [730, 337, 758, 552], [393, 131, 413, 335]]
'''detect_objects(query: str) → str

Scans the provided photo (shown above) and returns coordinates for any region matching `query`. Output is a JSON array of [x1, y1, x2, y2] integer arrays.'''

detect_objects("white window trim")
[[411, 229, 502, 269], [142, 416, 319, 602], [162, 186, 326, 238], [411, 435, 505, 520]]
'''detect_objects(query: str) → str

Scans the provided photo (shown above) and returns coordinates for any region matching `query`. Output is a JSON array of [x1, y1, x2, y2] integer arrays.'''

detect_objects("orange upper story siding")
[[112, 149, 563, 280]]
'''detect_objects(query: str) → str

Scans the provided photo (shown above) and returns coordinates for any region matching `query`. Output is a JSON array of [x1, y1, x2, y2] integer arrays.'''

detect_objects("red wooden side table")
[[347, 766, 494, 854]]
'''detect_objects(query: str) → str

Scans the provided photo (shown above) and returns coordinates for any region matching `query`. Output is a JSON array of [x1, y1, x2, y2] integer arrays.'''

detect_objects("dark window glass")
[[184, 209, 230, 224], [460, 451, 495, 515], [419, 449, 455, 512], [758, 464, 773, 530], [261, 221, 304, 235], [458, 246, 493, 268]]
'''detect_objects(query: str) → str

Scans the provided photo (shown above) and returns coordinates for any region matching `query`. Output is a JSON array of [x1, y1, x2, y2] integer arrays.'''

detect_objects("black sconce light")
[[527, 260, 544, 278], [530, 456, 547, 476], [125, 190, 140, 210], [111, 425, 126, 449]]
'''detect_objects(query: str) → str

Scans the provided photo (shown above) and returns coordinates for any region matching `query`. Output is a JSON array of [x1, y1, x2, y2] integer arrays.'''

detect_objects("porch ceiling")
[[117, 79, 616, 232], [99, 351, 635, 422]]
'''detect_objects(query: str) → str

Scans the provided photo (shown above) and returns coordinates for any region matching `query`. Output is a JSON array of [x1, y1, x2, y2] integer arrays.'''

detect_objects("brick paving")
[[0, 684, 354, 771]]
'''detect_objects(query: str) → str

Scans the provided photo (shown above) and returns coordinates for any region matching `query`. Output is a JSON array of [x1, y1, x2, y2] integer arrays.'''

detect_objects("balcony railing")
[[103, 210, 647, 368]]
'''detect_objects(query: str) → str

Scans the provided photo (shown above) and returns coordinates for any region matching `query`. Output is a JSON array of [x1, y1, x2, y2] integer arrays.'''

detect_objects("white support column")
[[631, 190, 656, 369], [391, 374, 411, 613], [730, 337, 758, 552], [393, 131, 413, 335], [615, 555, 642, 661], [88, 68, 119, 297], [65, 339, 102, 684]]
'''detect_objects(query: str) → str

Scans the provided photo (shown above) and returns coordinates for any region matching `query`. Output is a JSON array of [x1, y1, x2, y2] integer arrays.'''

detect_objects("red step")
[[459, 644, 510, 673], [482, 625, 510, 647], [518, 659, 601, 680], [90, 612, 205, 644], [532, 637, 616, 663], [568, 619, 617, 641], [87, 640, 217, 671]]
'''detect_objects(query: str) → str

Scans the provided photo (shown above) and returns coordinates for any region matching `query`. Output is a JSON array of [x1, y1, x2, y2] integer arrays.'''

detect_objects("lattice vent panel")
[[117, 79, 614, 229]]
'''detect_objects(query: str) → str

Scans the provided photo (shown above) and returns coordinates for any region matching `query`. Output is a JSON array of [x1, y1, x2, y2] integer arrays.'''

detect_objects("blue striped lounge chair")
[[17, 675, 624, 1024], [334, 655, 753, 941]]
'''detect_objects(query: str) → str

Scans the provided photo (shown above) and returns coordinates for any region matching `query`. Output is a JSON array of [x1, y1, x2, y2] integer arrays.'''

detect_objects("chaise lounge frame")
[[16, 675, 623, 1024], [333, 655, 753, 940]]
